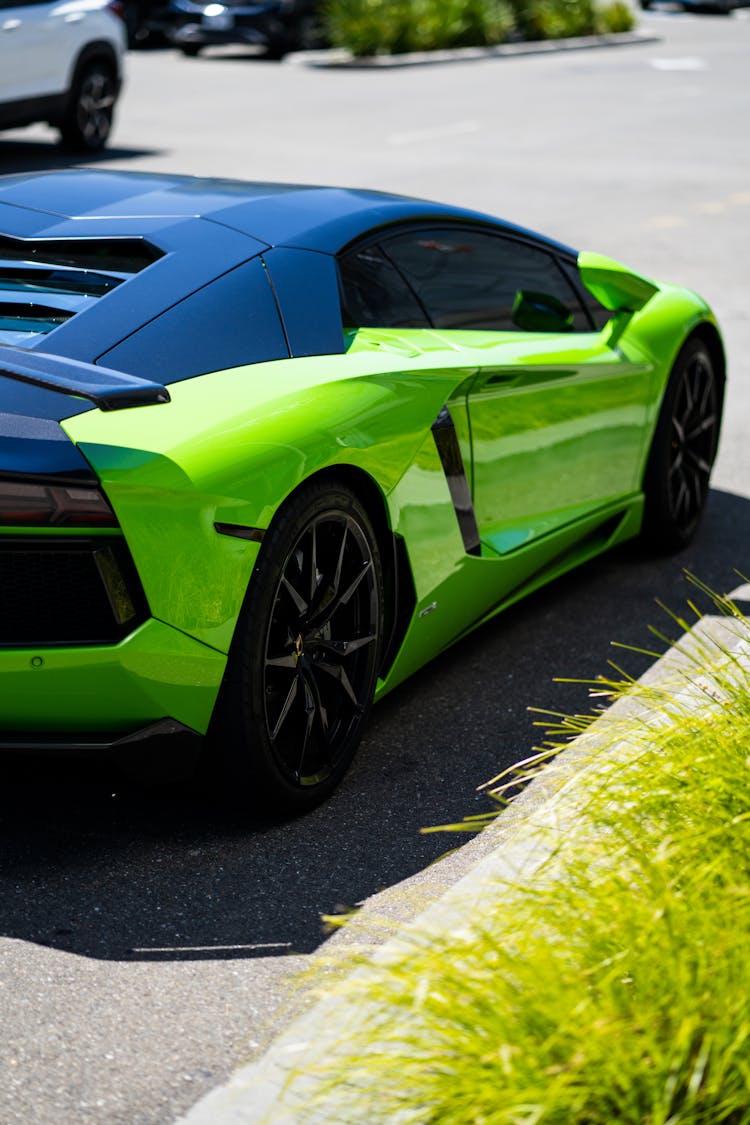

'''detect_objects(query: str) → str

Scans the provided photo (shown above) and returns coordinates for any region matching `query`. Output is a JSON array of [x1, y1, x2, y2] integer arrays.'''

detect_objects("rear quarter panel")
[[62, 347, 472, 654]]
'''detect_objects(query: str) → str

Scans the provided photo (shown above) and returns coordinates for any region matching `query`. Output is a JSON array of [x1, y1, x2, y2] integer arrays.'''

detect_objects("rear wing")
[[0, 345, 170, 411]]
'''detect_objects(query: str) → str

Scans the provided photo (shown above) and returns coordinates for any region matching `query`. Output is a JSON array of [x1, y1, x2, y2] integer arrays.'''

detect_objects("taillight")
[[0, 480, 118, 528], [107, 0, 127, 23]]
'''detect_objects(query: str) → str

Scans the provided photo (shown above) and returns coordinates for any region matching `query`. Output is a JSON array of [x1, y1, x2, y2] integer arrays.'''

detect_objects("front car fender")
[[615, 283, 723, 469]]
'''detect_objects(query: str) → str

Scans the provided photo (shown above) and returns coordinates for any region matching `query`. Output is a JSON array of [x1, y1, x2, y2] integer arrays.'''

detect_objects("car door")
[[380, 226, 654, 556]]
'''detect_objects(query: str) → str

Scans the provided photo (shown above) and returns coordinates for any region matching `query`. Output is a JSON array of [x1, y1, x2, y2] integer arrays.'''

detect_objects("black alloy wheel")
[[212, 480, 383, 813], [642, 338, 722, 551], [60, 63, 117, 151]]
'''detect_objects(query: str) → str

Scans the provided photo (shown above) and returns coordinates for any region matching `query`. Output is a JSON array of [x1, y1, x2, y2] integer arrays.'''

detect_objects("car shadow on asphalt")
[[0, 140, 164, 174], [0, 486, 747, 963]]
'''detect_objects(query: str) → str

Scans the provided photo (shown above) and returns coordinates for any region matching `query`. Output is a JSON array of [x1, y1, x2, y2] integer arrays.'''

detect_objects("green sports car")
[[0, 171, 724, 812]]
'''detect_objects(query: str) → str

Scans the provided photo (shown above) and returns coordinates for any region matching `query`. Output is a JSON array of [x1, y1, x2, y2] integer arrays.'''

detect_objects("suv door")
[[0, 0, 67, 101]]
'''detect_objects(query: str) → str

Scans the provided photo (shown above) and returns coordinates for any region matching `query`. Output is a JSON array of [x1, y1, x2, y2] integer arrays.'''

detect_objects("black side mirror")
[[512, 290, 574, 333]]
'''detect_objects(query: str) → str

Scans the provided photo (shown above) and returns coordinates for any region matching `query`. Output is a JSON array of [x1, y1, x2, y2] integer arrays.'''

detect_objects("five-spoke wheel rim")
[[668, 350, 719, 533], [76, 70, 115, 147], [262, 510, 379, 787]]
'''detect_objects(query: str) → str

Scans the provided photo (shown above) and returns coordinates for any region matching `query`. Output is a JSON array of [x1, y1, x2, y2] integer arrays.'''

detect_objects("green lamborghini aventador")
[[0, 171, 724, 811]]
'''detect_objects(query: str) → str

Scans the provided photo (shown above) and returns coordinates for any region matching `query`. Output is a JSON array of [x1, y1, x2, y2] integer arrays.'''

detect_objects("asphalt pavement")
[[0, 11, 748, 1123]]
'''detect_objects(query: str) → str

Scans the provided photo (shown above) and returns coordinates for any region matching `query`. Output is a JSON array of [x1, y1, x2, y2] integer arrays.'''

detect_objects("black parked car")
[[166, 0, 323, 58]]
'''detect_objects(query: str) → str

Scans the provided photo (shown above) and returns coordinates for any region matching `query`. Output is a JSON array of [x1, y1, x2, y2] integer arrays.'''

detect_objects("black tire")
[[59, 62, 117, 152], [210, 479, 384, 814], [641, 337, 722, 552], [180, 43, 202, 56]]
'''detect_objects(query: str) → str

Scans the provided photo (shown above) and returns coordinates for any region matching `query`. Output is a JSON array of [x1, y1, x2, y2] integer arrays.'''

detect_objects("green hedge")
[[325, 0, 635, 56]]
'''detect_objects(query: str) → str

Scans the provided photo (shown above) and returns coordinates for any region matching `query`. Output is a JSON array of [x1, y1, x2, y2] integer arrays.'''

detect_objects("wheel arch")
[[283, 464, 417, 681], [643, 316, 727, 467], [66, 41, 122, 100], [688, 320, 726, 399], [640, 321, 724, 551]]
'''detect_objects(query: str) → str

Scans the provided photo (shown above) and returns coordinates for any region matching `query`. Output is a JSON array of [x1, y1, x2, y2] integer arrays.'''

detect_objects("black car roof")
[[0, 170, 575, 256], [0, 171, 580, 417]]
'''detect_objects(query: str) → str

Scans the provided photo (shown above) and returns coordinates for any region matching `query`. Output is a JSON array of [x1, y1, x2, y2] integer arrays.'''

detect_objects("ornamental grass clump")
[[295, 583, 750, 1123]]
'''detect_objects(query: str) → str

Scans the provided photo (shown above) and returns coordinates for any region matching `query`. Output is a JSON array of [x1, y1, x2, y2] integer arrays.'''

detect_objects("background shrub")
[[326, 0, 515, 55], [325, 0, 634, 55], [596, 0, 635, 31], [510, 0, 597, 38]]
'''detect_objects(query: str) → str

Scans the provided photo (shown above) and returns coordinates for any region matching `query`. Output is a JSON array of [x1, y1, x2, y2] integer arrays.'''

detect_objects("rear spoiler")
[[0, 345, 170, 411]]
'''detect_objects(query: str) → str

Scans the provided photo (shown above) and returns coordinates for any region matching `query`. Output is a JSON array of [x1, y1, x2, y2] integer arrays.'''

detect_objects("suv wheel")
[[59, 61, 117, 151]]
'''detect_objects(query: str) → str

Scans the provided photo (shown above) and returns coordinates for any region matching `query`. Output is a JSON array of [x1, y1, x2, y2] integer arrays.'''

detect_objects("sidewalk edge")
[[284, 30, 660, 69]]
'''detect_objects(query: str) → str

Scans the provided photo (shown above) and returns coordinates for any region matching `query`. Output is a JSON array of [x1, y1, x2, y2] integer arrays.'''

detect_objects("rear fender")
[[63, 349, 475, 652]]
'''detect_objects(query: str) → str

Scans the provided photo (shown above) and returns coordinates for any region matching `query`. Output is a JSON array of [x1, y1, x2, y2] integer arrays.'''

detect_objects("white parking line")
[[650, 56, 708, 69], [387, 120, 480, 146], [131, 943, 293, 953]]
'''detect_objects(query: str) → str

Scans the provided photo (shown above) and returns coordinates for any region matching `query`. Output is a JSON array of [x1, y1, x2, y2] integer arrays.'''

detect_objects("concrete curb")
[[177, 594, 750, 1125], [284, 30, 659, 69]]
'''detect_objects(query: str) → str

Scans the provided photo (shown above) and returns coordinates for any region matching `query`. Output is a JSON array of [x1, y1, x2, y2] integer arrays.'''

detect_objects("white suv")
[[0, 0, 126, 150]]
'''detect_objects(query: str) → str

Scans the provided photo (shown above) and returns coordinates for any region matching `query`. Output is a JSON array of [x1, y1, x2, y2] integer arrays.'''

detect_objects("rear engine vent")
[[0, 235, 163, 347], [0, 302, 73, 343], [0, 537, 149, 646]]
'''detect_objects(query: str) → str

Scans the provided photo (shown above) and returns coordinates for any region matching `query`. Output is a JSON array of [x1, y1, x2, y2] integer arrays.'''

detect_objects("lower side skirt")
[[0, 717, 201, 753]]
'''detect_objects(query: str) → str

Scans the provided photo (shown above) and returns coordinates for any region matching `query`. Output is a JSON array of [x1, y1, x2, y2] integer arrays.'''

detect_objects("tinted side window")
[[339, 245, 430, 329], [382, 228, 588, 332]]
